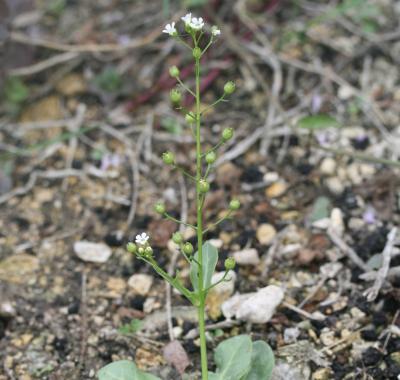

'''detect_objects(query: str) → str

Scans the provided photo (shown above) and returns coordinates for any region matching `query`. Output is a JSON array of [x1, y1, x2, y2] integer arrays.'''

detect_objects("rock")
[[325, 177, 345, 195], [73, 241, 112, 263], [284, 327, 300, 343], [222, 285, 284, 324], [312, 368, 332, 380], [128, 274, 154, 296], [320, 329, 336, 346], [319, 157, 337, 176], [256, 224, 277, 245], [20, 95, 63, 122], [56, 73, 86, 96], [271, 362, 304, 380], [266, 181, 288, 198], [206, 271, 236, 319], [0, 254, 39, 284], [0, 301, 16, 318], [330, 208, 345, 236], [347, 163, 363, 185], [106, 277, 126, 296], [233, 248, 260, 266]]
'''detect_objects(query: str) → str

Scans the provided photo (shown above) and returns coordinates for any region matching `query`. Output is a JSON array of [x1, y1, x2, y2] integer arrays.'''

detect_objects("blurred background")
[[1, 0, 400, 379]]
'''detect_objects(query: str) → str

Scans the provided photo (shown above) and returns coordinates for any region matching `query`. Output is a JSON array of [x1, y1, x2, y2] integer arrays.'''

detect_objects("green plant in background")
[[98, 13, 275, 380], [118, 319, 143, 335]]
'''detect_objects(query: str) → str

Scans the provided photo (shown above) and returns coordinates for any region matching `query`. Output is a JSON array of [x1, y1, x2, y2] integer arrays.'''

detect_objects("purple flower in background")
[[100, 153, 121, 171], [363, 206, 377, 224]]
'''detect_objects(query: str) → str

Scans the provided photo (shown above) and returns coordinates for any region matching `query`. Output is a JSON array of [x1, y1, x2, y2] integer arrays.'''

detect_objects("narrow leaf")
[[245, 341, 275, 380], [298, 114, 340, 130], [190, 241, 218, 292], [98, 360, 161, 380], [212, 335, 253, 380]]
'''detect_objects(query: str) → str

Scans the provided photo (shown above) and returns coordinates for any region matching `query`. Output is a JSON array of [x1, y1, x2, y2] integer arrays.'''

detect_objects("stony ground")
[[1, 0, 400, 379]]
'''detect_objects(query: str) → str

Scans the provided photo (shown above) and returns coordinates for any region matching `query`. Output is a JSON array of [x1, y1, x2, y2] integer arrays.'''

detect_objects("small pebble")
[[266, 181, 288, 198], [128, 274, 154, 296], [362, 347, 383, 366], [320, 157, 337, 176], [74, 241, 112, 263], [233, 248, 260, 266], [325, 177, 345, 195], [256, 224, 277, 245]]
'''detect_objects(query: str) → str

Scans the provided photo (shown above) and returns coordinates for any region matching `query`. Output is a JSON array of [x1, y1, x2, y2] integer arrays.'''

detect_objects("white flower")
[[190, 17, 204, 31], [135, 232, 149, 245], [163, 22, 177, 36], [181, 13, 192, 25], [211, 26, 221, 36]]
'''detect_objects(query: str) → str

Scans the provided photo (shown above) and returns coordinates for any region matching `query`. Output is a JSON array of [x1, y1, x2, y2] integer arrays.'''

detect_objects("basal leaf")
[[245, 341, 275, 380], [98, 360, 161, 380], [298, 114, 340, 130], [211, 335, 253, 380], [190, 241, 218, 292]]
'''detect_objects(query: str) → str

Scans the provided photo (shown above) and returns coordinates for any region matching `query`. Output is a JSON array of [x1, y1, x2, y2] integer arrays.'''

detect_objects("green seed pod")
[[144, 246, 153, 257], [162, 151, 175, 165], [185, 112, 196, 124], [205, 151, 217, 164], [170, 89, 182, 105], [223, 81, 236, 95], [222, 127, 234, 142], [224, 257, 236, 270], [182, 242, 194, 255], [199, 179, 210, 193], [229, 199, 241, 211], [154, 202, 166, 215], [126, 242, 137, 254], [192, 47, 202, 59], [172, 232, 183, 244], [169, 65, 180, 78]]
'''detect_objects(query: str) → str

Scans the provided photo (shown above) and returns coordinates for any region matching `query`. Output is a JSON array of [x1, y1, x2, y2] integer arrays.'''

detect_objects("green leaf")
[[93, 67, 122, 92], [4, 77, 29, 104], [118, 319, 143, 335], [298, 114, 340, 130], [309, 196, 332, 223], [98, 360, 161, 380], [209, 335, 253, 380], [245, 341, 275, 380], [190, 241, 218, 292]]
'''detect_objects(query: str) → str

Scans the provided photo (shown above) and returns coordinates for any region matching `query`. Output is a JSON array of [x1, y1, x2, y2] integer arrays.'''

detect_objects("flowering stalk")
[[128, 14, 238, 380]]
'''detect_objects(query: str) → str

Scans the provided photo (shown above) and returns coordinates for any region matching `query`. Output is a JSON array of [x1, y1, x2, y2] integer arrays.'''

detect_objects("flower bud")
[[229, 199, 240, 211], [170, 89, 182, 105], [199, 179, 210, 193], [224, 81, 235, 95], [205, 151, 216, 164], [185, 112, 196, 124], [138, 247, 145, 255], [154, 202, 166, 214], [192, 47, 202, 59], [126, 242, 137, 254], [169, 65, 180, 78], [144, 246, 153, 257], [222, 127, 234, 142], [183, 242, 194, 255], [172, 232, 183, 244], [224, 257, 236, 270], [162, 151, 175, 165]]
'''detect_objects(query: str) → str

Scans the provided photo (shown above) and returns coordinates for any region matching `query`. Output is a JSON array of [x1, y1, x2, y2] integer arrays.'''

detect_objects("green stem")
[[195, 53, 208, 380]]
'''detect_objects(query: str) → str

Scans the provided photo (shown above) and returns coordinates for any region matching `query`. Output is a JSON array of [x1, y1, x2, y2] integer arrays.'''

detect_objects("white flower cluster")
[[135, 232, 149, 245], [162, 13, 221, 37]]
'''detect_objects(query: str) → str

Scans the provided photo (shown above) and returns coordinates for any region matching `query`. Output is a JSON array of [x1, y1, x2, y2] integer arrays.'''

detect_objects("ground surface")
[[1, 0, 400, 379]]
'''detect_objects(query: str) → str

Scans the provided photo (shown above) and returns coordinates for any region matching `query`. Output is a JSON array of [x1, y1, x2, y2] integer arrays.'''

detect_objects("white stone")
[[233, 248, 260, 266], [338, 85, 354, 100], [223, 285, 285, 324], [325, 177, 345, 195], [320, 157, 337, 176], [128, 274, 154, 296], [330, 208, 345, 236], [210, 271, 236, 296], [284, 327, 300, 343], [73, 241, 112, 263], [347, 163, 363, 185]]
